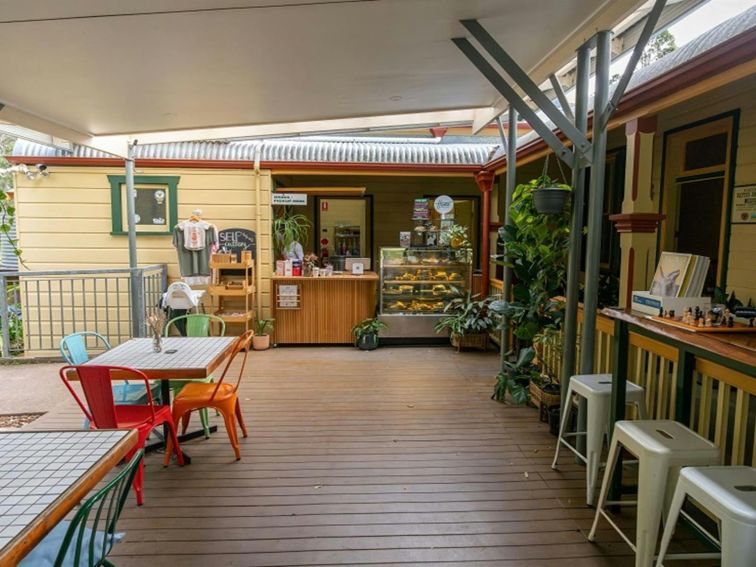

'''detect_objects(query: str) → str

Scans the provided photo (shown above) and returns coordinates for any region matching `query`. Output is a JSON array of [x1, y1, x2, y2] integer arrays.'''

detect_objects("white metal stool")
[[551, 373, 648, 506], [589, 420, 720, 567], [656, 466, 756, 567]]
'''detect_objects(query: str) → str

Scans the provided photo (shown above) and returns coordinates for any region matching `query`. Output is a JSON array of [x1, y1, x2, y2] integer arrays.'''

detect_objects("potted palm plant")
[[352, 317, 388, 350], [252, 318, 274, 350], [272, 212, 311, 259]]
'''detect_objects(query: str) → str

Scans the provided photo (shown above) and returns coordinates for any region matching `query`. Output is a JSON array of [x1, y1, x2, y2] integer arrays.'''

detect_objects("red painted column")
[[475, 170, 495, 297]]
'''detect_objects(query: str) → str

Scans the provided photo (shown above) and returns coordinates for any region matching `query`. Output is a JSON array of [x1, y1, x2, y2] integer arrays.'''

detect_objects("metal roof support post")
[[561, 41, 591, 398], [500, 106, 518, 371], [548, 74, 575, 123], [125, 142, 141, 337], [580, 30, 612, 374], [460, 20, 591, 159], [452, 37, 578, 167]]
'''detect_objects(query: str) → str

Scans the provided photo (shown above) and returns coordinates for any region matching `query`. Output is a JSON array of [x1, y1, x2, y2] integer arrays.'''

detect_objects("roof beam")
[[452, 36, 578, 166], [461, 19, 591, 159], [602, 0, 668, 128], [548, 73, 575, 123]]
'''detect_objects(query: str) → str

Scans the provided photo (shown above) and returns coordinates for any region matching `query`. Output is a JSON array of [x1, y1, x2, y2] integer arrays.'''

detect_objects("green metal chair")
[[164, 314, 226, 438], [19, 450, 143, 567]]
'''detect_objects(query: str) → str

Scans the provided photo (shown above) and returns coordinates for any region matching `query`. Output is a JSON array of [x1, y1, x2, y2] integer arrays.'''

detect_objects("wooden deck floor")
[[27, 346, 680, 566]]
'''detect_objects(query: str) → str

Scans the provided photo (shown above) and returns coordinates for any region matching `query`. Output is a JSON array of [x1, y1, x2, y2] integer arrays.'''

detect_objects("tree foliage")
[[640, 30, 677, 67], [0, 134, 22, 260]]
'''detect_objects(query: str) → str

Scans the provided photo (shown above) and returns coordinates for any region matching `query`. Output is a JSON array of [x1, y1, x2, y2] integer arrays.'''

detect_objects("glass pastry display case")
[[379, 247, 472, 338]]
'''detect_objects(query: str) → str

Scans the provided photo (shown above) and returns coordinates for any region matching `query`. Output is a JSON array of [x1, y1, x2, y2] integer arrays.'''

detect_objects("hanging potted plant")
[[531, 174, 572, 214], [252, 318, 275, 350], [529, 155, 572, 214], [352, 317, 388, 350]]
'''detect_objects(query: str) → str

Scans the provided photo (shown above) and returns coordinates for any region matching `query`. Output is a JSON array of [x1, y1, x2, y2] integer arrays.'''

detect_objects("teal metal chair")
[[164, 314, 226, 437], [60, 332, 160, 427], [19, 450, 143, 567]]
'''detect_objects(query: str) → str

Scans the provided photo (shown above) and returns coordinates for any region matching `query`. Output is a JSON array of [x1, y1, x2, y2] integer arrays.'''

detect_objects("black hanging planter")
[[533, 187, 570, 214], [357, 333, 379, 351]]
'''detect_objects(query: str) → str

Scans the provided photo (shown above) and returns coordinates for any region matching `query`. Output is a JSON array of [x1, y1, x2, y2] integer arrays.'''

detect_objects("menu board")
[[218, 228, 256, 260]]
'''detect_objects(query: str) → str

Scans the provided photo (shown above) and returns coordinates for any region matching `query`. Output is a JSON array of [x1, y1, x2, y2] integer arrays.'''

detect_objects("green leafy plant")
[[352, 317, 387, 341], [254, 318, 274, 336], [272, 212, 311, 259], [434, 293, 496, 338], [492, 347, 538, 404]]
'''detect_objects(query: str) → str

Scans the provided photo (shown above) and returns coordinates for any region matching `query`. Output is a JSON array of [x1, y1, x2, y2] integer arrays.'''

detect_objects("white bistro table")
[[0, 429, 137, 565], [85, 337, 238, 460]]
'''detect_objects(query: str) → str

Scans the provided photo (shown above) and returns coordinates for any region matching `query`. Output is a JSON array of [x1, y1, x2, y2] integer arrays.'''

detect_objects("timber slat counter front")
[[272, 272, 379, 344]]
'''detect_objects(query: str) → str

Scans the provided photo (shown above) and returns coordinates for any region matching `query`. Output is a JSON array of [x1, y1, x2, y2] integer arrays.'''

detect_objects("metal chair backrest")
[[210, 331, 254, 399], [59, 365, 157, 428], [164, 314, 226, 337], [53, 450, 144, 567], [60, 332, 111, 364]]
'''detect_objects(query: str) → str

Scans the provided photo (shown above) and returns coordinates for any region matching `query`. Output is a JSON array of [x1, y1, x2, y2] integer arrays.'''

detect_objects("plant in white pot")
[[252, 318, 274, 350]]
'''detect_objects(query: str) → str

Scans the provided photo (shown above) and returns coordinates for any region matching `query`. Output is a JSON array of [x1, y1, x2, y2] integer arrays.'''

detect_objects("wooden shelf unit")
[[209, 260, 255, 333]]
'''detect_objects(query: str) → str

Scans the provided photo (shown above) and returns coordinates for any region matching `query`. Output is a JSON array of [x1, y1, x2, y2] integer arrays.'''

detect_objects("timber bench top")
[[0, 429, 137, 565], [603, 308, 756, 368], [272, 272, 379, 281]]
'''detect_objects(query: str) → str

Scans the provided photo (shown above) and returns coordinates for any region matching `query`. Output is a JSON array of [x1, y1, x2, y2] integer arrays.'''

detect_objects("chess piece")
[[697, 317, 704, 327], [727, 316, 734, 328], [658, 307, 664, 317], [669, 310, 675, 319], [695, 306, 701, 319], [705, 315, 712, 327]]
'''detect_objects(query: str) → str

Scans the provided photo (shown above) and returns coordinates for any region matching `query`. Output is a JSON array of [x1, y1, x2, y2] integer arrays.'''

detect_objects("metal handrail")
[[2, 264, 166, 278]]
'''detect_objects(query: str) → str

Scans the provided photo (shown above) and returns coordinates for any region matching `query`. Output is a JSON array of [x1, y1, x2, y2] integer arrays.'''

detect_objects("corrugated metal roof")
[[12, 136, 499, 166]]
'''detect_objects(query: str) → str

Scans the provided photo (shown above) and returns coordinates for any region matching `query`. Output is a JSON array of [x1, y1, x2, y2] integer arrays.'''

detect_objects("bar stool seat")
[[589, 420, 720, 567], [551, 373, 647, 506], [656, 466, 756, 567]]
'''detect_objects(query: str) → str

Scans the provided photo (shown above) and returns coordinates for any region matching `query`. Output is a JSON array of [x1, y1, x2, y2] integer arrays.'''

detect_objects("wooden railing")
[[488, 285, 754, 466], [602, 309, 755, 467]]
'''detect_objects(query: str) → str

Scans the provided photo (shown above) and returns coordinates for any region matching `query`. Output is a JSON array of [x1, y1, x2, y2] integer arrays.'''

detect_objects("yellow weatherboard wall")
[[14, 165, 274, 353]]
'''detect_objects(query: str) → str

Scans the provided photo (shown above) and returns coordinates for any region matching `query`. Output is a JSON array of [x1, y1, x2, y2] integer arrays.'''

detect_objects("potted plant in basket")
[[434, 293, 496, 351], [253, 318, 275, 350], [529, 326, 563, 424], [352, 317, 388, 350]]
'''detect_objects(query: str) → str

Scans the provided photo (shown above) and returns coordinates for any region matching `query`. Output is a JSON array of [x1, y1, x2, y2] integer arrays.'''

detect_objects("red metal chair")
[[59, 365, 184, 505]]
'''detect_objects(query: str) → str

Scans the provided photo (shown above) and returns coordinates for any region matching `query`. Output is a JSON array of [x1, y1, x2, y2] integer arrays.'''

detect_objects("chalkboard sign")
[[218, 228, 257, 261]]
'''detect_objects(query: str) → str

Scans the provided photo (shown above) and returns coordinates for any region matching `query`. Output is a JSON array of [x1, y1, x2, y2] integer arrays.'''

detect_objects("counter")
[[272, 272, 379, 344]]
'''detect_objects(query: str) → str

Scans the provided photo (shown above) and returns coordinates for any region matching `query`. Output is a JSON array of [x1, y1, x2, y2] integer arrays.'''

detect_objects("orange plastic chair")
[[167, 331, 253, 460]]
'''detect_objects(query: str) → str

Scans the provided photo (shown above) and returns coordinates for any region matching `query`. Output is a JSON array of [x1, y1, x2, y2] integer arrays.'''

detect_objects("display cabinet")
[[379, 247, 472, 337]]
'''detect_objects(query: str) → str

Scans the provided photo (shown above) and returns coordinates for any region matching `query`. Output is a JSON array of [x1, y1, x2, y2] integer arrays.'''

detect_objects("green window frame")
[[108, 175, 179, 236]]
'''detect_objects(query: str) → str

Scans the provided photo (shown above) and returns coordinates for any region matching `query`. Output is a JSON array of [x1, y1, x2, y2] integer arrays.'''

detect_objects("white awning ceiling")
[[0, 0, 646, 156]]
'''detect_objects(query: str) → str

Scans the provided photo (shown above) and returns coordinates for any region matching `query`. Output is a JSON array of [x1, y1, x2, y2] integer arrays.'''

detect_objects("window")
[[683, 132, 728, 171], [108, 175, 179, 235]]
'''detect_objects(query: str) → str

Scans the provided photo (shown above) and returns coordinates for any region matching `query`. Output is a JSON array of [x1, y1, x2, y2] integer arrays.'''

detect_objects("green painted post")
[[609, 318, 629, 502], [675, 348, 694, 424]]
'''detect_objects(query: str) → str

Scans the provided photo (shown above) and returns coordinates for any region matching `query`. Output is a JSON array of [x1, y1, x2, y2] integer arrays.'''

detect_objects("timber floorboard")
[[25, 347, 714, 566]]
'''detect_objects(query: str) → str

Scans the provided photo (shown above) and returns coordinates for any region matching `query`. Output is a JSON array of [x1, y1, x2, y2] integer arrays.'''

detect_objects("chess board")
[[0, 430, 131, 553], [650, 316, 756, 334]]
